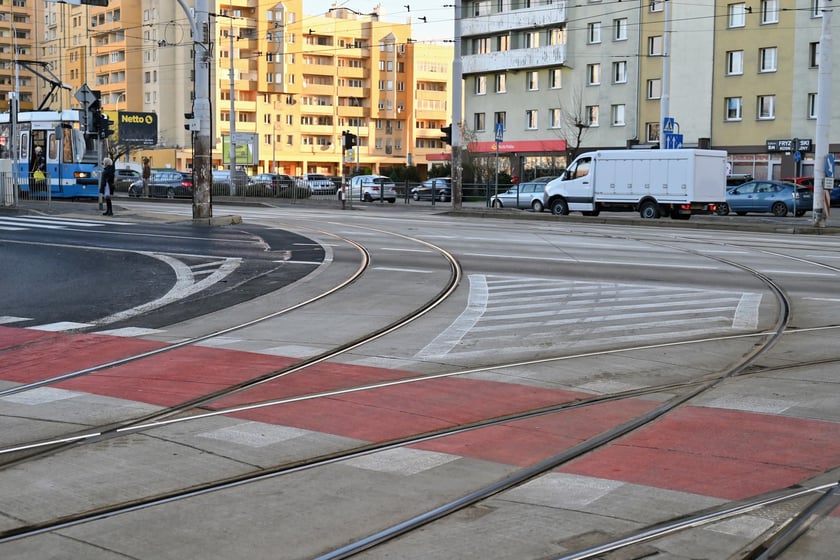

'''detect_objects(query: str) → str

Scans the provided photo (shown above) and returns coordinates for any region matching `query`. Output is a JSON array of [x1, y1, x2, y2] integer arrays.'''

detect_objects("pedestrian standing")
[[101, 157, 115, 216], [31, 147, 47, 192], [142, 157, 151, 198]]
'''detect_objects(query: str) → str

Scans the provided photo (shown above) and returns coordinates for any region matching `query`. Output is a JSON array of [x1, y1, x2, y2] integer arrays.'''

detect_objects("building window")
[[549, 108, 562, 129], [525, 109, 538, 129], [757, 95, 775, 119], [495, 73, 506, 93], [613, 18, 627, 41], [587, 64, 600, 85], [549, 27, 566, 45], [475, 75, 487, 95], [725, 97, 742, 120], [497, 34, 510, 51], [650, 0, 663, 12], [808, 93, 817, 119], [549, 68, 561, 89], [648, 35, 663, 56], [527, 71, 539, 91], [810, 42, 819, 67], [812, 0, 822, 17], [612, 61, 627, 83], [727, 50, 744, 75], [588, 22, 601, 44], [759, 47, 777, 72], [495, 111, 506, 129], [586, 106, 599, 127], [647, 78, 661, 99], [526, 31, 540, 48], [474, 112, 486, 131], [646, 122, 660, 143], [729, 3, 747, 27], [761, 0, 779, 23], [611, 104, 625, 126]]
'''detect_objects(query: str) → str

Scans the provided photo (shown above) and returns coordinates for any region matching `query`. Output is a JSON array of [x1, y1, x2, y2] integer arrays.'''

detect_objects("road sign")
[[495, 123, 504, 142], [663, 117, 675, 134], [74, 84, 96, 108], [827, 154, 835, 178], [664, 133, 683, 150]]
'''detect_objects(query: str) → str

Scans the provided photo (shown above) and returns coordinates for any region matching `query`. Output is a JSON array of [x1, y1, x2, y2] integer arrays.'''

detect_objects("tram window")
[[49, 134, 58, 160], [62, 129, 73, 162]]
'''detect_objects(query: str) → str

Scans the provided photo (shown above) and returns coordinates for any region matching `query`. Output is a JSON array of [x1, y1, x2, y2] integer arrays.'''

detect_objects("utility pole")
[[229, 19, 237, 182], [451, 0, 463, 210], [178, 0, 212, 219], [658, 0, 671, 150], [812, 5, 833, 227]]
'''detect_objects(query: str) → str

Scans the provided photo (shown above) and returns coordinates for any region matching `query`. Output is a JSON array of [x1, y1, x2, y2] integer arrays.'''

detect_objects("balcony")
[[461, 2, 566, 37], [463, 45, 566, 75]]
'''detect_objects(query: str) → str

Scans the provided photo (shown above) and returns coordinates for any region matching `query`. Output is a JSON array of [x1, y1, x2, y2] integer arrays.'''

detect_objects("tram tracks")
[[2, 222, 840, 557]]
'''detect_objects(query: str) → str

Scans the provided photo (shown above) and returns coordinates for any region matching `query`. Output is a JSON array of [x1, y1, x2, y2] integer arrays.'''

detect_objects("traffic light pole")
[[451, 0, 463, 210]]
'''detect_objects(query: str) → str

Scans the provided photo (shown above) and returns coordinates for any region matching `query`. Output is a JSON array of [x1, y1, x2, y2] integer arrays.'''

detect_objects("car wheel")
[[363, 193, 373, 202], [550, 198, 569, 215], [771, 201, 788, 217], [531, 200, 544, 212], [412, 192, 420, 201], [166, 187, 175, 199], [492, 199, 503, 208], [639, 200, 660, 219], [716, 202, 730, 216], [387, 199, 395, 204]]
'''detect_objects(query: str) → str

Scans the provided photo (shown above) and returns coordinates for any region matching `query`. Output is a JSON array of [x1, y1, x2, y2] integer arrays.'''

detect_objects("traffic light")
[[342, 130, 357, 151], [98, 113, 114, 139], [441, 124, 452, 146]]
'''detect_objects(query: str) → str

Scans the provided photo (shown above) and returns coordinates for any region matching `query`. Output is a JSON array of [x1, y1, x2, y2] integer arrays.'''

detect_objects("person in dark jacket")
[[101, 158, 115, 216]]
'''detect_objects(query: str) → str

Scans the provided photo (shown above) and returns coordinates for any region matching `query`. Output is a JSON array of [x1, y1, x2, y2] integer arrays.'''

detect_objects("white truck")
[[543, 149, 727, 219]]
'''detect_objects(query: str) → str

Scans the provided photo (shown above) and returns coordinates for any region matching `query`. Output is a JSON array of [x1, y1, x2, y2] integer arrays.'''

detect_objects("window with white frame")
[[586, 106, 599, 127], [475, 75, 487, 95], [812, 0, 822, 17], [611, 104, 625, 126], [650, 0, 663, 12], [497, 34, 510, 51], [646, 122, 660, 142], [549, 27, 565, 45], [527, 71, 539, 90], [759, 47, 777, 72], [475, 112, 486, 131], [727, 50, 744, 75], [549, 108, 562, 128], [808, 93, 817, 119], [725, 97, 742, 120], [648, 35, 662, 56], [495, 73, 506, 93], [614, 18, 627, 41], [757, 95, 775, 119], [588, 22, 601, 44], [549, 68, 561, 89], [761, 0, 778, 23], [647, 78, 661, 99], [587, 63, 600, 85], [525, 109, 538, 129], [612, 61, 627, 83], [729, 3, 747, 27], [526, 31, 540, 48], [495, 111, 506, 129]]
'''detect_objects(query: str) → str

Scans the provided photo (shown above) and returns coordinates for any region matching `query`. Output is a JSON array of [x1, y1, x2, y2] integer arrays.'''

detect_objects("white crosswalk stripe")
[[416, 274, 763, 359], [0, 216, 134, 231]]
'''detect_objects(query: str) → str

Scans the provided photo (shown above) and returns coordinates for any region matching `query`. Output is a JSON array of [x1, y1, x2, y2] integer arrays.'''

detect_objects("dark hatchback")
[[411, 178, 452, 202], [128, 171, 194, 199]]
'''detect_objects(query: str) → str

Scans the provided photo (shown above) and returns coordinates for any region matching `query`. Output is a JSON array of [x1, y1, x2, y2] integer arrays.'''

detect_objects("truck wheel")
[[639, 201, 660, 219], [531, 200, 544, 212], [771, 201, 788, 217], [550, 199, 569, 215]]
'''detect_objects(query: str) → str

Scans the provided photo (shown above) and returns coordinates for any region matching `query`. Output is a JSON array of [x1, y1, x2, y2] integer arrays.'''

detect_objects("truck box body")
[[543, 149, 727, 219]]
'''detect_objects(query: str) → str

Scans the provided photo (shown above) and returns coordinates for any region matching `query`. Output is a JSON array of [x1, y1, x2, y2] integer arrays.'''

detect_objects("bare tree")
[[552, 84, 591, 163]]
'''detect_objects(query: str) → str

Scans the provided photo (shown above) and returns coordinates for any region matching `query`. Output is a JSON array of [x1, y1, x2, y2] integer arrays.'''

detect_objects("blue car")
[[831, 185, 840, 207], [717, 180, 812, 217]]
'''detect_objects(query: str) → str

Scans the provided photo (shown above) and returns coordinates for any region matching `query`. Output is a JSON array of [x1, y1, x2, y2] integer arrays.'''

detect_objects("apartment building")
[[1, 0, 37, 111], [461, 0, 839, 181]]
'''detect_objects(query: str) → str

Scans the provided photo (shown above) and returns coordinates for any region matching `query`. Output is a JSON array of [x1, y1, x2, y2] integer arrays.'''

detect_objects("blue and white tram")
[[0, 109, 101, 200]]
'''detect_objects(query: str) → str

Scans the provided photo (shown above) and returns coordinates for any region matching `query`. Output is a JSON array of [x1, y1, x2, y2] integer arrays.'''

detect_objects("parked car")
[[252, 173, 296, 194], [212, 169, 251, 195], [781, 176, 815, 190], [717, 180, 812, 217], [832, 184, 840, 207], [490, 176, 557, 211], [128, 171, 194, 199], [300, 173, 336, 195], [114, 168, 141, 193], [726, 174, 753, 187], [349, 174, 398, 203], [411, 178, 452, 202]]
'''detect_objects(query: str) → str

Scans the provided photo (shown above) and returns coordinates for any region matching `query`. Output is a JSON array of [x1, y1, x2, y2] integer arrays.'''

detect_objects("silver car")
[[300, 173, 336, 195], [491, 177, 557, 212], [349, 174, 398, 203]]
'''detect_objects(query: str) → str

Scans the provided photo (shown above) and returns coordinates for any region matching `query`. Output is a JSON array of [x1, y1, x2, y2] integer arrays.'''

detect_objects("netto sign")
[[117, 111, 158, 146]]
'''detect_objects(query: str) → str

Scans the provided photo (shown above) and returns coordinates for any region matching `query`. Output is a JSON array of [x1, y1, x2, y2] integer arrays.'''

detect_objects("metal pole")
[[452, 0, 464, 209], [229, 21, 237, 183], [813, 6, 833, 227], [187, 0, 212, 219], [658, 0, 671, 149]]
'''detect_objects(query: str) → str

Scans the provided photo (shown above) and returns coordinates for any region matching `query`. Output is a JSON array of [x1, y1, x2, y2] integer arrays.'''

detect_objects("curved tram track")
[[1, 221, 839, 559]]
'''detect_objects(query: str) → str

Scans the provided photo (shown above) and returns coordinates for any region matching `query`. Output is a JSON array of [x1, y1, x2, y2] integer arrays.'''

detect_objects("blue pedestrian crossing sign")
[[495, 123, 504, 142], [662, 117, 675, 134]]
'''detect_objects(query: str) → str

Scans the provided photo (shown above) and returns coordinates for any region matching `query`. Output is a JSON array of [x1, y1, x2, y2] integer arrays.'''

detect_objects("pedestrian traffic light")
[[98, 113, 115, 139], [342, 130, 357, 151], [440, 124, 452, 146]]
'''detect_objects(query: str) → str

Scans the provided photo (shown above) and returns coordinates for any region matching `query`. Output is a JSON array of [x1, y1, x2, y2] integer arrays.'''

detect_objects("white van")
[[349, 175, 398, 203]]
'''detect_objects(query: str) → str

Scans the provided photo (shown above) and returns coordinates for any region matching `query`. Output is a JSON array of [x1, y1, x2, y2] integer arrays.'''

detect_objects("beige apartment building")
[[4, 0, 452, 177]]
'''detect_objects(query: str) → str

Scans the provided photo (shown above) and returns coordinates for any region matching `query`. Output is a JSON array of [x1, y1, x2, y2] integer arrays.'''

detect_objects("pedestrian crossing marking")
[[0, 215, 134, 231]]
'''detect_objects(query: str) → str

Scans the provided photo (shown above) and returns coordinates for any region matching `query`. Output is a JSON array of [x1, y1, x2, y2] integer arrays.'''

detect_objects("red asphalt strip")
[[2, 326, 839, 502]]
